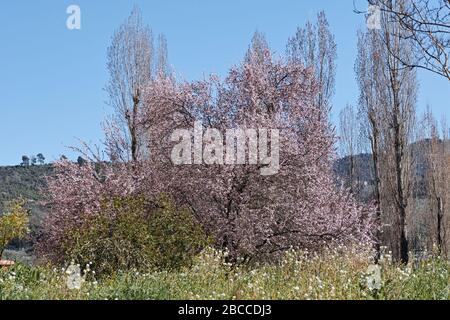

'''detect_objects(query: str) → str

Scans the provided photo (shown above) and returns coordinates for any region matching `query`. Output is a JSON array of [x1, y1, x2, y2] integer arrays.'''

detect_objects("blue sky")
[[0, 0, 449, 165]]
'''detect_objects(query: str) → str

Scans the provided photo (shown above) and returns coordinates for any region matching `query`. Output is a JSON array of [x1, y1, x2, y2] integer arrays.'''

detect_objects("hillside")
[[0, 164, 52, 211]]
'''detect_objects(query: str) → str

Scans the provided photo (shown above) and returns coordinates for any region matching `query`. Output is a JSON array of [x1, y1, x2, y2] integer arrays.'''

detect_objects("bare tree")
[[356, 0, 418, 263], [155, 34, 171, 78], [286, 11, 337, 114], [106, 7, 153, 162], [356, 30, 384, 260], [358, 0, 450, 81], [382, 2, 417, 264], [418, 107, 448, 256], [339, 103, 359, 194], [439, 116, 450, 256]]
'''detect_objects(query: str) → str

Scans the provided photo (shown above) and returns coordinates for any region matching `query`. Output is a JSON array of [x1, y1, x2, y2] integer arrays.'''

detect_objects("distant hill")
[[333, 153, 374, 182], [0, 164, 52, 212]]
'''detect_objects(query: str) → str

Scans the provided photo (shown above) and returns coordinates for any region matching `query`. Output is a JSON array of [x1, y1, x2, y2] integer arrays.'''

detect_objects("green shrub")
[[60, 194, 209, 276], [0, 199, 29, 259], [147, 194, 212, 270]]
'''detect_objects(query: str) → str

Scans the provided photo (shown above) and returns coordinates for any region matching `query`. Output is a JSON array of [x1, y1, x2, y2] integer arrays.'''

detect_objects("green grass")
[[1, 247, 448, 300]]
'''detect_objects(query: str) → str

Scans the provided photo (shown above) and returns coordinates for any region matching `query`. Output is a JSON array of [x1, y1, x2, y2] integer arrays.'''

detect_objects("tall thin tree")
[[106, 7, 153, 162], [356, 0, 417, 263], [286, 11, 337, 115]]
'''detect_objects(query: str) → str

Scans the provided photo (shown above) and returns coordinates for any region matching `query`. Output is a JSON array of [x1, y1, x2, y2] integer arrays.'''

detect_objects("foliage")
[[1, 247, 448, 300], [40, 193, 209, 275], [58, 195, 156, 276], [0, 199, 29, 258], [147, 194, 212, 270]]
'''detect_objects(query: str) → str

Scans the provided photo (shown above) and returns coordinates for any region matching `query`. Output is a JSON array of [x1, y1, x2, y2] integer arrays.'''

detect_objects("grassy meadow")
[[1, 247, 448, 300]]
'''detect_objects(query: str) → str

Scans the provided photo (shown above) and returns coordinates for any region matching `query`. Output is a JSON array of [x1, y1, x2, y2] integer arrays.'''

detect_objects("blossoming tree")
[[139, 49, 375, 261], [41, 48, 374, 263]]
